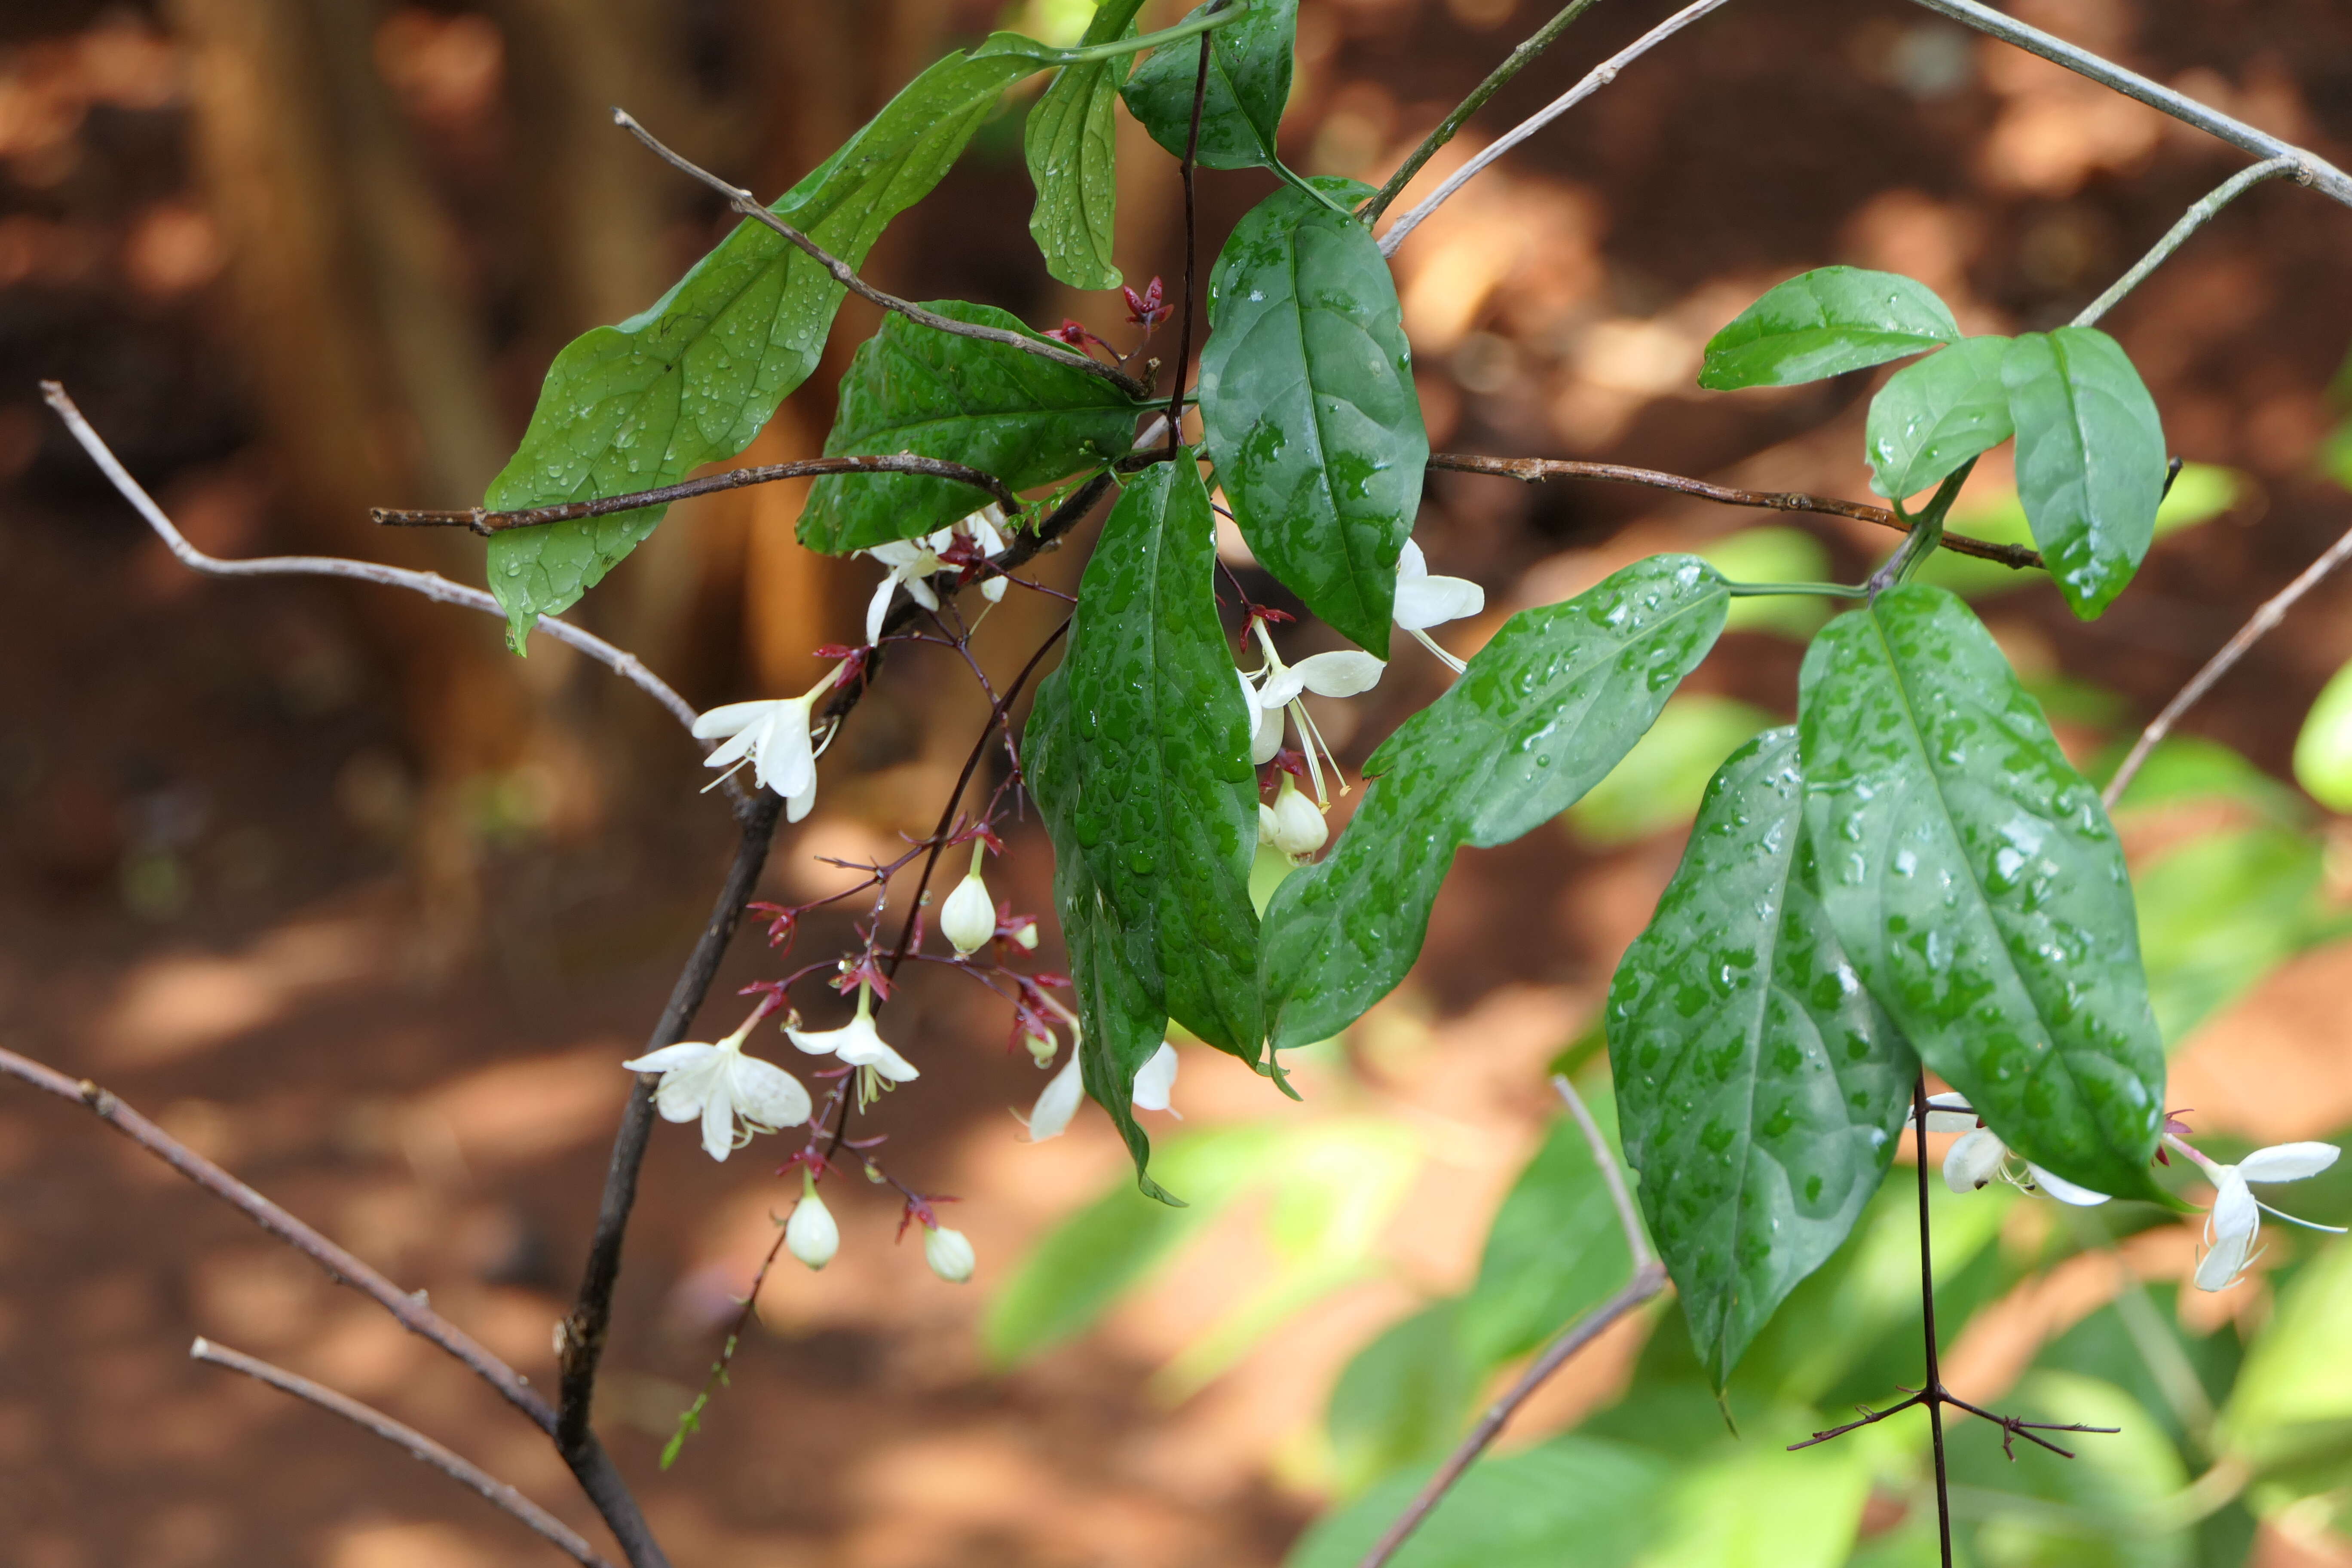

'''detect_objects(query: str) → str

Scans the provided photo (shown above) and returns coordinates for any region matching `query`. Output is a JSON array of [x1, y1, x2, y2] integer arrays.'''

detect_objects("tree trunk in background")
[[169, 0, 548, 956]]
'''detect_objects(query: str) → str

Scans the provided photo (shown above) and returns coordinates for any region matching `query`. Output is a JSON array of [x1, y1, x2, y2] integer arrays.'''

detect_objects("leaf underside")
[[1796, 585, 2165, 1197], [1609, 728, 1916, 1386]]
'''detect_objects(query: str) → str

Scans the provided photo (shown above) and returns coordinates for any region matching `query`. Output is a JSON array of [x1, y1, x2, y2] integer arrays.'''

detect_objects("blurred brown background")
[[4, 0, 2352, 1563]]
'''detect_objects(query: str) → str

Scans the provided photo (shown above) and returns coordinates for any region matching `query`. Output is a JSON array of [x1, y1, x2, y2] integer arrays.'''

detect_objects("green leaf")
[[1946, 1372, 2190, 1568], [1199, 180, 1424, 655], [1260, 557, 1728, 1050], [2107, 734, 2308, 826], [2217, 1236, 2352, 1476], [1024, 0, 1145, 290], [1121, 0, 1296, 171], [2295, 656, 2352, 812], [1914, 462, 2236, 601], [1286, 1435, 1669, 1568], [1325, 1302, 1476, 1494], [1567, 693, 1776, 845], [1608, 729, 1914, 1385], [2135, 825, 2327, 1045], [794, 301, 1144, 552], [1631, 1437, 1871, 1568], [1698, 266, 1959, 391], [481, 33, 1064, 646], [2003, 327, 2168, 620], [1455, 1104, 1639, 1367], [1864, 335, 2015, 501], [1796, 585, 2166, 1198], [982, 1122, 1282, 1363]]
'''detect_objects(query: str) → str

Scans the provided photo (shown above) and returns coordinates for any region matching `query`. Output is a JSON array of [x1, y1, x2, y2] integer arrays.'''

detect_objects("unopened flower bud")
[[1023, 1029, 1058, 1068], [940, 852, 996, 958], [924, 1224, 976, 1283], [1259, 800, 1280, 846], [786, 1173, 838, 1270], [1267, 775, 1327, 861], [1012, 920, 1039, 951]]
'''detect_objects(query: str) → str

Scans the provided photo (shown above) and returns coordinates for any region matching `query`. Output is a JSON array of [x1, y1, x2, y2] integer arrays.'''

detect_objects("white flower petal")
[[700, 1083, 736, 1161], [1923, 1109, 1979, 1133], [692, 700, 772, 741], [865, 574, 898, 645], [1399, 538, 1429, 581], [844, 1035, 921, 1082], [2196, 1215, 2257, 1291], [1292, 649, 1386, 698], [1393, 573, 1483, 631], [2239, 1142, 2342, 1184], [2025, 1164, 2111, 1207], [623, 1041, 718, 1075], [906, 576, 940, 612], [653, 1067, 715, 1124], [1131, 1042, 1178, 1114], [1257, 666, 1305, 709], [727, 1052, 812, 1130], [1025, 1053, 1085, 1142], [2210, 1169, 2260, 1243], [753, 704, 816, 799], [784, 777, 818, 824], [1943, 1127, 2005, 1193]]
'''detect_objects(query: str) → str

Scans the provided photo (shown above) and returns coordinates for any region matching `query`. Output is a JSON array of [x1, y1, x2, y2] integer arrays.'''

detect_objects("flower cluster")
[[862, 505, 1010, 645]]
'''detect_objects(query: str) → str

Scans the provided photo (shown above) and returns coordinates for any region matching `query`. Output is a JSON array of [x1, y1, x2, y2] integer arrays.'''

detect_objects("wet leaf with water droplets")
[[2003, 327, 2166, 620], [1120, 0, 1296, 171], [797, 301, 1145, 553], [1198, 179, 1424, 654], [1797, 585, 2165, 1198], [1259, 557, 1728, 1050], [1864, 334, 2014, 502], [1608, 729, 1915, 1387], [1700, 266, 1960, 391], [1023, 0, 1144, 289]]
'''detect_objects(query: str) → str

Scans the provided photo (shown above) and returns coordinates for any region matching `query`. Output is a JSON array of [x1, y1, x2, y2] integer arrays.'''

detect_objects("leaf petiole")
[[1868, 459, 1975, 595], [1723, 580, 1869, 600], [1050, 1, 1251, 66]]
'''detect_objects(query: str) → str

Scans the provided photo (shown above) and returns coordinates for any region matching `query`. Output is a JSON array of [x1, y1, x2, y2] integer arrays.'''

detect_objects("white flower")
[[939, 845, 997, 958], [786, 1173, 839, 1271], [623, 1014, 811, 1162], [1926, 1096, 2109, 1206], [1132, 1042, 1180, 1115], [1247, 620, 1385, 805], [693, 662, 846, 817], [787, 981, 919, 1107], [864, 505, 1011, 644], [1239, 669, 1281, 766], [1393, 538, 1483, 672], [1023, 1038, 1183, 1142], [1262, 773, 1327, 861], [924, 1225, 977, 1283], [2184, 1139, 2343, 1292]]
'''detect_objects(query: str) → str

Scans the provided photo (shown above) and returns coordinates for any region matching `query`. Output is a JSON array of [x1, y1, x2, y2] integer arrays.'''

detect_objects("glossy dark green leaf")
[[1023, 0, 1145, 290], [1198, 181, 1423, 654], [1120, 0, 1296, 171], [1260, 557, 1728, 1050], [1455, 1104, 1638, 1367], [1797, 585, 2165, 1198], [2003, 327, 2168, 619], [796, 302, 1144, 552], [1864, 335, 2014, 501], [1286, 1435, 1668, 1568], [1608, 729, 1915, 1385], [481, 33, 1066, 646], [1699, 266, 1960, 391]]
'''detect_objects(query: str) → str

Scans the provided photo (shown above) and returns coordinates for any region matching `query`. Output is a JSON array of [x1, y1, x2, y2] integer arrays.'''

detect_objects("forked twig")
[[1354, 1076, 1667, 1568], [2102, 517, 2352, 810], [614, 112, 1154, 402], [1378, 0, 1737, 256], [190, 1338, 611, 1568], [2074, 156, 2307, 328], [1429, 452, 2045, 570]]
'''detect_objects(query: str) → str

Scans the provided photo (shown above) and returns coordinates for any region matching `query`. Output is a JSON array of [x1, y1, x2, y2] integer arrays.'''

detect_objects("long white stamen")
[[1409, 625, 1467, 674], [2253, 1199, 2350, 1234]]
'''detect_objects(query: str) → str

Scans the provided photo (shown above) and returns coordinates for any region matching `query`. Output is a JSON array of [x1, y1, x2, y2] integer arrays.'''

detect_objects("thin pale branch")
[[1353, 1078, 1668, 1568], [1378, 0, 1736, 256], [613, 111, 1155, 402], [190, 1338, 611, 1568], [2102, 515, 2352, 809], [2075, 156, 2307, 328], [1899, 0, 2352, 210], [375, 455, 1024, 534], [1361, 0, 1604, 224], [40, 382, 726, 794], [1429, 451, 2045, 570]]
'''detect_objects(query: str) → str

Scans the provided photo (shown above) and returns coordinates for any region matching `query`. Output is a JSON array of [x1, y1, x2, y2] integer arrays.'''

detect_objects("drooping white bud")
[[1132, 1042, 1179, 1115], [786, 1173, 838, 1271], [940, 846, 996, 958], [924, 1225, 976, 1283], [1266, 775, 1327, 861], [1259, 801, 1280, 845], [1942, 1127, 2006, 1193]]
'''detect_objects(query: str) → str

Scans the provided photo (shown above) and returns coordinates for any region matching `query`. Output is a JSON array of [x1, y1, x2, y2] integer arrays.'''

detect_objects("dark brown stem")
[[1788, 1390, 1929, 1450], [374, 456, 1025, 534], [556, 789, 785, 1462], [1914, 1078, 1956, 1568], [1428, 452, 2044, 571], [1164, 9, 1218, 459], [613, 110, 1152, 401], [190, 1338, 611, 1568]]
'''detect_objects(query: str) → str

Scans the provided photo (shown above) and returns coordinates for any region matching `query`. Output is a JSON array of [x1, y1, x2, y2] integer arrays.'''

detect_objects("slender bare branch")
[[2075, 156, 2307, 328], [1429, 452, 2045, 570], [1378, 0, 1736, 256], [1354, 1078, 1669, 1568], [1361, 0, 1604, 224], [376, 455, 1024, 534], [40, 382, 721, 774], [190, 1338, 611, 1568], [613, 111, 1154, 402], [1899, 0, 2352, 211], [2102, 515, 2352, 810]]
